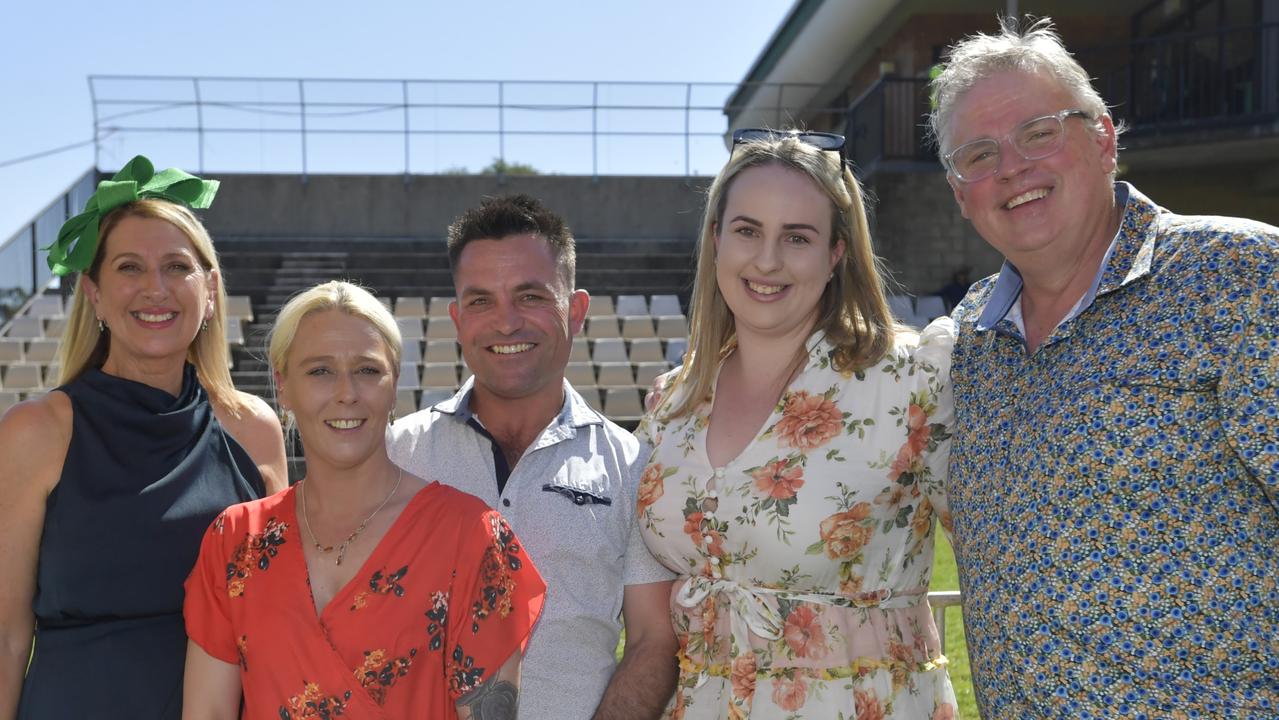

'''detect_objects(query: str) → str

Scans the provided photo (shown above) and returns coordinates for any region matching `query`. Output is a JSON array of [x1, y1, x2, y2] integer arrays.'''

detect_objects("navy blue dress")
[[18, 364, 264, 719]]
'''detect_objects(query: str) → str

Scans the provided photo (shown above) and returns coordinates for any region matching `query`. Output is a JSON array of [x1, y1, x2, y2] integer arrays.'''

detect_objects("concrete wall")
[[201, 174, 711, 240], [200, 171, 1004, 296], [867, 170, 1003, 295]]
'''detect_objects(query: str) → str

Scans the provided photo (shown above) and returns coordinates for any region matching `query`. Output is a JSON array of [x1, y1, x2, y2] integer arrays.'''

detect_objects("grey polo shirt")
[[387, 378, 673, 720]]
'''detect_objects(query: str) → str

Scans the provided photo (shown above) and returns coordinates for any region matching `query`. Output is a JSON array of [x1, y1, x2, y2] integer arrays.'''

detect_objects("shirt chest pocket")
[[542, 455, 614, 506]]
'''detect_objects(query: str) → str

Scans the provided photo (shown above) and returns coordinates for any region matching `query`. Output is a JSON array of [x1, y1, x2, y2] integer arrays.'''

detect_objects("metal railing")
[[929, 590, 962, 654], [843, 22, 1279, 177], [843, 76, 938, 176], [1080, 22, 1279, 133], [88, 76, 850, 180], [0, 170, 95, 328]]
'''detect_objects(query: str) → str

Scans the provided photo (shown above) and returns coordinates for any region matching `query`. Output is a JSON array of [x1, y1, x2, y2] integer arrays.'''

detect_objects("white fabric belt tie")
[[675, 574, 928, 688]]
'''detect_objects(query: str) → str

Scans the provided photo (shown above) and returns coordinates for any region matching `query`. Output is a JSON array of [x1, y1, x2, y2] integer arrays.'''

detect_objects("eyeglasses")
[[943, 109, 1092, 183], [732, 128, 845, 153]]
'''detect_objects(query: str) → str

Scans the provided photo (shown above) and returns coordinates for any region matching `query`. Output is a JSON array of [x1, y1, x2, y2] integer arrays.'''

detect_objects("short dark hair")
[[446, 194, 576, 287]]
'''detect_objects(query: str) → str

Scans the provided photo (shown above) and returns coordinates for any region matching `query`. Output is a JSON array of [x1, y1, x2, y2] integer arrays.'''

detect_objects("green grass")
[[931, 533, 980, 719]]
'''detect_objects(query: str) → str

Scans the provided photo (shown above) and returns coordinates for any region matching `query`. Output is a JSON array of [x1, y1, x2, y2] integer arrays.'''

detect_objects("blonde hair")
[[665, 135, 898, 419], [267, 280, 402, 378], [55, 198, 247, 416]]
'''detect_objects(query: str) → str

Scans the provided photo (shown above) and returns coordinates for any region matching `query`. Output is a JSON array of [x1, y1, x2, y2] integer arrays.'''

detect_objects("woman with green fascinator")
[[0, 156, 287, 719]]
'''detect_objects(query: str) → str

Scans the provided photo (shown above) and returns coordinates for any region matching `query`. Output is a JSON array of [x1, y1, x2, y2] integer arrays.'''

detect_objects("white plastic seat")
[[576, 386, 603, 412], [603, 387, 643, 420], [4, 317, 43, 339], [565, 362, 596, 387], [395, 390, 419, 418], [654, 315, 688, 340], [3, 364, 43, 391], [628, 338, 665, 363], [428, 297, 453, 317], [621, 316, 655, 340], [420, 363, 459, 388], [592, 338, 628, 364], [595, 362, 635, 388], [401, 340, 423, 363], [225, 295, 254, 323], [397, 363, 421, 389], [615, 295, 649, 318], [418, 388, 453, 409], [570, 337, 590, 362], [424, 340, 459, 363], [649, 294, 682, 317], [43, 364, 62, 386], [377, 296, 393, 311], [425, 318, 456, 339], [0, 391, 19, 413], [588, 296, 615, 317], [224, 317, 245, 347], [28, 295, 64, 318], [635, 361, 671, 388], [665, 338, 688, 366], [395, 297, 427, 318], [44, 317, 68, 338], [25, 339, 59, 364], [586, 315, 620, 340], [397, 318, 425, 342], [0, 339, 24, 363]]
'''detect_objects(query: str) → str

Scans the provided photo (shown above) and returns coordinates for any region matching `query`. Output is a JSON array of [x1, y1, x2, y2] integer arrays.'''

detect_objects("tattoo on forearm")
[[460, 675, 518, 720]]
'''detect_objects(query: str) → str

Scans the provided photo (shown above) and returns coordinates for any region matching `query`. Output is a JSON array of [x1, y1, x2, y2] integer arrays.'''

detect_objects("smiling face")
[[275, 309, 397, 472], [714, 163, 844, 344], [450, 232, 588, 409], [82, 214, 216, 372], [945, 70, 1118, 265]]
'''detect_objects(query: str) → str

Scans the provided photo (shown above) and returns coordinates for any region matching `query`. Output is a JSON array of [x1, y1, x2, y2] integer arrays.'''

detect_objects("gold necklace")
[[300, 468, 403, 566]]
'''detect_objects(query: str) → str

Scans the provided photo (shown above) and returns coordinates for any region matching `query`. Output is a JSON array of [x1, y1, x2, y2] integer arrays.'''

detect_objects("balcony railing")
[[1080, 22, 1279, 134], [843, 22, 1279, 176], [843, 76, 937, 177]]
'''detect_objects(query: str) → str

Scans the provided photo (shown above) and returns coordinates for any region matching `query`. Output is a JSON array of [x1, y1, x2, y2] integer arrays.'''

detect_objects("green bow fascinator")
[[46, 155, 220, 276]]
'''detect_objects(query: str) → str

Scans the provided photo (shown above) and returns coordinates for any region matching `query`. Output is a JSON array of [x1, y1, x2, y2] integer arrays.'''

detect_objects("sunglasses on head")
[[731, 127, 846, 152]]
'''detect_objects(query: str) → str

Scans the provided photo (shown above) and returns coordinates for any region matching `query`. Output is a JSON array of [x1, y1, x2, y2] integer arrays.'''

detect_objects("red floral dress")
[[184, 483, 545, 719], [636, 321, 959, 719]]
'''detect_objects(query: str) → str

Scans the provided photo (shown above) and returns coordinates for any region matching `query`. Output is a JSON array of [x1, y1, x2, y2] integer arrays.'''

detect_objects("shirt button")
[[502, 498, 511, 507], [704, 512, 716, 521], [703, 534, 714, 544], [707, 490, 718, 499], [713, 468, 725, 478], [709, 556, 720, 565]]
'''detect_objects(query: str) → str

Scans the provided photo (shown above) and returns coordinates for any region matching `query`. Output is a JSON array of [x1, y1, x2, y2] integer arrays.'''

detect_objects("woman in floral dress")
[[636, 130, 958, 719]]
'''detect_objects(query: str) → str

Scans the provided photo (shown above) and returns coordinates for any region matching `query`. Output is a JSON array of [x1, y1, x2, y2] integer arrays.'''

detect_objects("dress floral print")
[[637, 321, 959, 719], [184, 483, 545, 719]]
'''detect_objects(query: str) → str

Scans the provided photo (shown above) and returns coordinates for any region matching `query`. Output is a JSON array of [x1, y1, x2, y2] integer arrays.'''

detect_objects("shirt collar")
[[432, 376, 604, 433], [975, 182, 1154, 332]]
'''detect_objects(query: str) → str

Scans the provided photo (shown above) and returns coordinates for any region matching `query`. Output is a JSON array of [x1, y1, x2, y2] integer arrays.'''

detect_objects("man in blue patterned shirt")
[[930, 16, 1279, 719]]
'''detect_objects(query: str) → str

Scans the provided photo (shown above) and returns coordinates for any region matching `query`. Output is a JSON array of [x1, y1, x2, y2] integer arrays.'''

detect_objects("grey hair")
[[929, 16, 1118, 157]]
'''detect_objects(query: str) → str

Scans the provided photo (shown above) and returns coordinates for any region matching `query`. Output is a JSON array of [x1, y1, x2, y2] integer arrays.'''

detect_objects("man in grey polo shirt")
[[389, 194, 677, 719]]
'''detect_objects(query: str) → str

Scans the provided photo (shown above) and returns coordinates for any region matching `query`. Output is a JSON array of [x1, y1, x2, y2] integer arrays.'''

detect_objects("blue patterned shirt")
[[948, 183, 1279, 719]]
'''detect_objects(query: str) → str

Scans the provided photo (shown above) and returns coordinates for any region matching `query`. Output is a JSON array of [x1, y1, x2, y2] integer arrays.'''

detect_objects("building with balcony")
[[726, 0, 1279, 294]]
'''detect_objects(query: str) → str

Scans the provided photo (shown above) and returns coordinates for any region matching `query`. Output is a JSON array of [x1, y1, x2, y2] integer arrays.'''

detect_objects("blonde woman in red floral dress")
[[636, 131, 958, 719]]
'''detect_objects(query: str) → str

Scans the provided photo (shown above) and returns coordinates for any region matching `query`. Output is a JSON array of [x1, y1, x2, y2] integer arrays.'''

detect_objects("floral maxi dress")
[[636, 321, 959, 719]]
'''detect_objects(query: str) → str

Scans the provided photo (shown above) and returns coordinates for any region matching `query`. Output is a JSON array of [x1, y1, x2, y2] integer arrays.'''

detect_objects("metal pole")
[[192, 78, 205, 173], [1006, 0, 1018, 18], [776, 83, 784, 128], [402, 80, 411, 180], [684, 83, 692, 177], [298, 79, 308, 182], [592, 82, 599, 182], [29, 221, 38, 297], [497, 81, 506, 184], [87, 78, 100, 171]]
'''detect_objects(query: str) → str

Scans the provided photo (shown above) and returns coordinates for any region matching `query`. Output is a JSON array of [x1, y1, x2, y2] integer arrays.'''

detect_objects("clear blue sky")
[[0, 0, 794, 245]]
